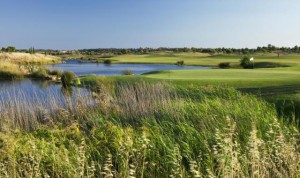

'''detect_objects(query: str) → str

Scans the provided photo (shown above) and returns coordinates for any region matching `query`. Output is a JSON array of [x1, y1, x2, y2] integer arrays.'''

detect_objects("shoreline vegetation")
[[0, 49, 300, 177], [0, 52, 61, 80], [0, 52, 60, 64], [0, 80, 299, 177]]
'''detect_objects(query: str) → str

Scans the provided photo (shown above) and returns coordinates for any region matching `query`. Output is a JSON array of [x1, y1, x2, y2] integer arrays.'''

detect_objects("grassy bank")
[[0, 79, 299, 177], [0, 61, 26, 80], [0, 52, 60, 64], [0, 52, 61, 80]]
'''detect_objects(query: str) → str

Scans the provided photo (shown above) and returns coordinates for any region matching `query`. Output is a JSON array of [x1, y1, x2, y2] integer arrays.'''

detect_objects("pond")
[[0, 79, 89, 106], [0, 79, 97, 129], [47, 59, 209, 76], [0, 60, 209, 108], [0, 79, 86, 100]]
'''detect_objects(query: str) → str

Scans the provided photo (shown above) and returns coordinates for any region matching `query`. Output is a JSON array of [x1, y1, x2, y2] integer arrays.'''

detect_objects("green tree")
[[293, 45, 299, 54], [28, 47, 36, 54], [267, 44, 276, 52], [240, 56, 253, 69], [6, 46, 16, 52]]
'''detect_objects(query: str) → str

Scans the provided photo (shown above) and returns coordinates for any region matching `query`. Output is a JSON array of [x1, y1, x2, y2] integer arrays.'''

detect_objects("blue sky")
[[0, 0, 299, 49]]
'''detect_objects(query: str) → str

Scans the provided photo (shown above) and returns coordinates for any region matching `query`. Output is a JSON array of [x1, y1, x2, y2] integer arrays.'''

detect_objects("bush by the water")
[[61, 71, 76, 87], [240, 56, 254, 69], [49, 69, 63, 77], [176, 60, 184, 65], [122, 69, 134, 75], [103, 59, 112, 64], [0, 80, 298, 177], [30, 68, 50, 79], [218, 62, 231, 68]]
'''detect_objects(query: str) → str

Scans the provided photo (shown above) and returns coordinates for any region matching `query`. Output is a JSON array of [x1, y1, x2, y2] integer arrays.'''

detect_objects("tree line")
[[77, 44, 300, 55], [1, 44, 299, 55]]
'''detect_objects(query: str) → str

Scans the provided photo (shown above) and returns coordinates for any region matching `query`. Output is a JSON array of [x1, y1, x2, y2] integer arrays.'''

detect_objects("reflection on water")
[[0, 79, 96, 130], [0, 79, 89, 105], [48, 59, 209, 76]]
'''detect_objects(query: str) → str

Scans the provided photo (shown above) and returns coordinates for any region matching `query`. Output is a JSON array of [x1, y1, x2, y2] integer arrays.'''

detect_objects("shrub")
[[176, 60, 184, 66], [240, 56, 253, 69], [122, 70, 134, 75], [103, 59, 112, 64], [61, 71, 76, 88], [218, 62, 231, 69], [49, 69, 63, 77], [30, 68, 50, 79], [74, 78, 81, 86]]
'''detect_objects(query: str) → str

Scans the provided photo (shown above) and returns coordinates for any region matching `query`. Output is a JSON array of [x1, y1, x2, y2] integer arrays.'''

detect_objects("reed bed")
[[0, 61, 26, 79], [0, 81, 298, 177], [0, 52, 60, 80], [0, 52, 60, 64]]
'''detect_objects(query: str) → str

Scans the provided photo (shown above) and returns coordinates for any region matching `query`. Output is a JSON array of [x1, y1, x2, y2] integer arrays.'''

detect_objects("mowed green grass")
[[111, 52, 214, 65], [111, 52, 300, 66], [143, 67, 300, 88]]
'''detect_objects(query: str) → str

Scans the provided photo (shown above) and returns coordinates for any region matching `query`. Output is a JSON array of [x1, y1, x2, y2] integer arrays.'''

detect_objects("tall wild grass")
[[0, 80, 298, 177], [0, 52, 61, 80], [0, 52, 60, 64], [0, 61, 26, 80]]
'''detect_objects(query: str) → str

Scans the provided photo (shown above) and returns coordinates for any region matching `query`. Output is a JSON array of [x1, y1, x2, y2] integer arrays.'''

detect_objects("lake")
[[0, 79, 94, 121], [0, 79, 89, 106], [0, 61, 209, 107], [47, 59, 209, 76]]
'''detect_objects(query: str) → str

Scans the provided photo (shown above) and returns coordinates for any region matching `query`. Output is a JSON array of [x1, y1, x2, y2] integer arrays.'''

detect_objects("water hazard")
[[47, 59, 209, 76]]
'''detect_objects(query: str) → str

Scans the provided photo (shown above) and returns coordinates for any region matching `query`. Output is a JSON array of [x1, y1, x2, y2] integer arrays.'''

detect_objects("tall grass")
[[0, 52, 61, 80], [0, 81, 298, 177], [0, 52, 60, 64], [0, 61, 25, 80]]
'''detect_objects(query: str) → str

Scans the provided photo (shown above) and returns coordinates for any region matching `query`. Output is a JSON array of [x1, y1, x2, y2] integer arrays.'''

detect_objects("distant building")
[[60, 50, 68, 54]]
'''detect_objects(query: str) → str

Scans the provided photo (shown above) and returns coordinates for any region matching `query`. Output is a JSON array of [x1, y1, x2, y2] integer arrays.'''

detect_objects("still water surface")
[[0, 60, 208, 103], [0, 79, 87, 104], [48, 59, 209, 76]]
